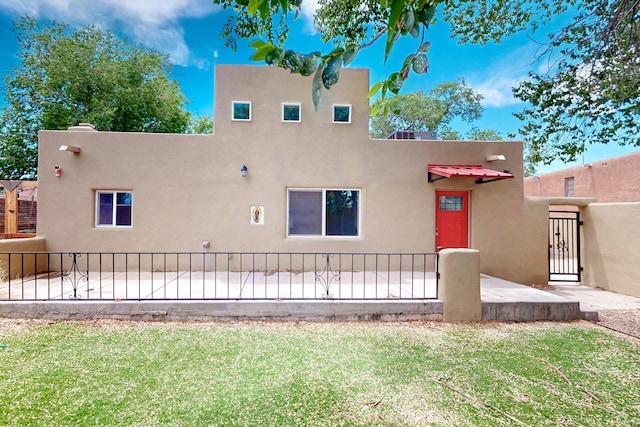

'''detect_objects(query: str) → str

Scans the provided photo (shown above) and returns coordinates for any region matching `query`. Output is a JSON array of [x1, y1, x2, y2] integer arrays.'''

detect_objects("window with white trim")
[[282, 103, 301, 122], [96, 191, 133, 227], [232, 101, 251, 121], [332, 104, 351, 123], [287, 189, 359, 237]]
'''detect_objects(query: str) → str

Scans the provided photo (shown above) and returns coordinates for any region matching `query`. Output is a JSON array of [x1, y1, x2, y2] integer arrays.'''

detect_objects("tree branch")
[[435, 379, 528, 426]]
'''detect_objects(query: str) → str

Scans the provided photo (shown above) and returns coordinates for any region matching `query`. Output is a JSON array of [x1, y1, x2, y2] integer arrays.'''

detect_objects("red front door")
[[435, 190, 469, 251]]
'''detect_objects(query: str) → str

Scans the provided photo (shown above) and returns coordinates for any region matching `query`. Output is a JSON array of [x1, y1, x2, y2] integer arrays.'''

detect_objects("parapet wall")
[[0, 237, 47, 280]]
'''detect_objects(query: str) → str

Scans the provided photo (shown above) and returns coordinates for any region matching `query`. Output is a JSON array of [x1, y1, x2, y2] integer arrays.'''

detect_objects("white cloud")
[[468, 44, 539, 107], [300, 0, 319, 34], [0, 0, 217, 67], [474, 76, 524, 107]]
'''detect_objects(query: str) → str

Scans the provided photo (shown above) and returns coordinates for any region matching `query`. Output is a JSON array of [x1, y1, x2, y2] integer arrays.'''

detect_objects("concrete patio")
[[0, 270, 596, 322]]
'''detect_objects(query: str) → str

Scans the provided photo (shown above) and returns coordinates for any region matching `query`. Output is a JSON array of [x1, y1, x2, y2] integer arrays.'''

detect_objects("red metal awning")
[[428, 165, 514, 184]]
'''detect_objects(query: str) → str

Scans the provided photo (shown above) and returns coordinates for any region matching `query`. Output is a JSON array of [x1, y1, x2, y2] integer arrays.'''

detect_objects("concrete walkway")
[[482, 277, 640, 321], [480, 275, 582, 321], [545, 282, 640, 311], [1, 271, 637, 322]]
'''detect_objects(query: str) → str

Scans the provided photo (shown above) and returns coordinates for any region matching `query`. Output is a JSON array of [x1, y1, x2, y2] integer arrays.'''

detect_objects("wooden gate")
[[549, 210, 582, 282]]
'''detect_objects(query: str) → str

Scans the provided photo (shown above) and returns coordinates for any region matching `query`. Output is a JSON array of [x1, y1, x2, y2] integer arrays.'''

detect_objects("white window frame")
[[95, 191, 133, 228], [282, 102, 301, 122], [332, 104, 352, 124], [286, 188, 361, 238], [232, 101, 252, 121]]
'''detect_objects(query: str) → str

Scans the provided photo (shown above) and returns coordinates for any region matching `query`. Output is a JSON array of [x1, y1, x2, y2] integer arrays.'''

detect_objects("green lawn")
[[0, 319, 638, 426]]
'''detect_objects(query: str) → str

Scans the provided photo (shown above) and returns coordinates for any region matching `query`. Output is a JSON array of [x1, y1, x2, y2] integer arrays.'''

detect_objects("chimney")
[[68, 123, 97, 132]]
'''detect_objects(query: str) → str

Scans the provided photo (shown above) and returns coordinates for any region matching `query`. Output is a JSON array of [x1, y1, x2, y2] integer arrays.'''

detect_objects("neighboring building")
[[36, 64, 548, 285], [524, 151, 640, 202], [0, 181, 38, 201]]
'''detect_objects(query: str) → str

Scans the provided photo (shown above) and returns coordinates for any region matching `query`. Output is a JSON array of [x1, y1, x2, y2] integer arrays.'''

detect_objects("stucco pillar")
[[437, 248, 481, 322]]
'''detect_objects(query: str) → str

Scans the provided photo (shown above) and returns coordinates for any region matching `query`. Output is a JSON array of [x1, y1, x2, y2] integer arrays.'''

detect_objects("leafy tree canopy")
[[369, 79, 482, 138], [214, 0, 638, 163], [513, 0, 640, 164], [186, 114, 215, 134], [214, 0, 572, 105], [0, 17, 191, 179]]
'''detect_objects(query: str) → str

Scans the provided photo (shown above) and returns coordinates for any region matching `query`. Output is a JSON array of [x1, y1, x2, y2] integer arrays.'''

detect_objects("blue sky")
[[0, 0, 637, 174]]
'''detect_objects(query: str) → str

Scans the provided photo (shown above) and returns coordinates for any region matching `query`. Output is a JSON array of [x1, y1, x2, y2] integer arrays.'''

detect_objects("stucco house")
[[524, 151, 640, 202], [34, 64, 548, 285]]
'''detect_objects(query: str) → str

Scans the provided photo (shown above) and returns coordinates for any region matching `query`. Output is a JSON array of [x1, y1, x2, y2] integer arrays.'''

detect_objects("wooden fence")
[[0, 199, 38, 236]]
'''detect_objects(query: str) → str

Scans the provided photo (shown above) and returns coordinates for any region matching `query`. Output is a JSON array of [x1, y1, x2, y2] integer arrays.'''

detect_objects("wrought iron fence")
[[0, 252, 439, 301]]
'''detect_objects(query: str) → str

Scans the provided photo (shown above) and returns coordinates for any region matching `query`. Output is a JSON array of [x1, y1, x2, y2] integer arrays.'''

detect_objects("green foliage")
[[523, 141, 538, 177], [465, 127, 503, 141], [369, 80, 483, 139], [438, 127, 462, 141], [186, 114, 214, 134], [0, 109, 39, 179], [0, 17, 191, 179], [512, 0, 640, 164], [215, 0, 450, 108], [215, 0, 568, 109], [443, 0, 576, 44]]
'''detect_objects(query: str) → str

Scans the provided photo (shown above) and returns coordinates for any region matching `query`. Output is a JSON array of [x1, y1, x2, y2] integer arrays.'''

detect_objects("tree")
[[436, 127, 504, 141], [213, 0, 572, 105], [186, 114, 215, 134], [512, 0, 640, 164], [523, 142, 538, 178], [369, 80, 482, 138], [0, 17, 191, 179], [213, 0, 638, 161], [465, 127, 503, 141], [0, 107, 40, 179]]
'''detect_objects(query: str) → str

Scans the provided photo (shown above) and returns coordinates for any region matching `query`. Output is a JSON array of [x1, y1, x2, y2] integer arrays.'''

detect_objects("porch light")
[[59, 145, 81, 154], [241, 165, 248, 177], [485, 154, 506, 162]]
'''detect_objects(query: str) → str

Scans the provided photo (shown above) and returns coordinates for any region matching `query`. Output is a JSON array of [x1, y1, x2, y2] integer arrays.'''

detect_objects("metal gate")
[[549, 210, 582, 282]]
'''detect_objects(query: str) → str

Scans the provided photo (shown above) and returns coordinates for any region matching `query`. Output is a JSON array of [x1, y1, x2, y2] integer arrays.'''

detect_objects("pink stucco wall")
[[524, 151, 640, 202]]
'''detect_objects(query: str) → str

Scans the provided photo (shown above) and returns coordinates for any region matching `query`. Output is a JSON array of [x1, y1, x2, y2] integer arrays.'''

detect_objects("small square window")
[[333, 105, 351, 123], [282, 103, 301, 122], [232, 101, 251, 121]]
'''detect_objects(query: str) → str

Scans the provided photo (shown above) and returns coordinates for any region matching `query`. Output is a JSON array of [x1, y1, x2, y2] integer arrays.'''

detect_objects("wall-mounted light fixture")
[[486, 154, 506, 162], [59, 145, 81, 154], [55, 165, 62, 177], [241, 165, 248, 178]]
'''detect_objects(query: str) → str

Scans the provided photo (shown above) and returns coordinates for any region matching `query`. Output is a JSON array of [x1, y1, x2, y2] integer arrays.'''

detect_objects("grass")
[[0, 319, 638, 426]]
